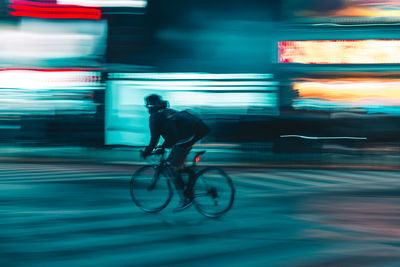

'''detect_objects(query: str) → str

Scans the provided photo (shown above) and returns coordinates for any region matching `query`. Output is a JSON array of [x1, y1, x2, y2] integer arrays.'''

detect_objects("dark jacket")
[[144, 108, 180, 154], [144, 108, 210, 154]]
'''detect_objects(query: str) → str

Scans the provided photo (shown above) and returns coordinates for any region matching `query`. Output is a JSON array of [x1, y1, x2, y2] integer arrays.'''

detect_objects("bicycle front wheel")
[[130, 166, 173, 213], [193, 167, 235, 218]]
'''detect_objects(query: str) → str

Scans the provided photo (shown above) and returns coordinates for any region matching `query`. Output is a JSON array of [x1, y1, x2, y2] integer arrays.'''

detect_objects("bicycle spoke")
[[193, 193, 209, 197], [130, 166, 173, 213], [192, 167, 235, 218]]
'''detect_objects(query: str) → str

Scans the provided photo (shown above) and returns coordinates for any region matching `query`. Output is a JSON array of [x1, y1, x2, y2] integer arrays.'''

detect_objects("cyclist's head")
[[145, 94, 168, 113]]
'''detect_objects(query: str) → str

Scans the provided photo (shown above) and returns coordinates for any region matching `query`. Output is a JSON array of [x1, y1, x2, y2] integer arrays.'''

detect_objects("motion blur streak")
[[10, 11, 101, 20], [279, 40, 400, 64], [9, 5, 100, 14], [285, 0, 400, 24], [106, 72, 278, 146], [114, 80, 276, 87], [0, 19, 106, 66], [111, 73, 273, 80], [280, 135, 367, 140], [9, 0, 101, 19], [0, 69, 101, 89], [10, 0, 61, 7], [0, 69, 102, 115], [58, 0, 147, 8], [293, 79, 400, 114]]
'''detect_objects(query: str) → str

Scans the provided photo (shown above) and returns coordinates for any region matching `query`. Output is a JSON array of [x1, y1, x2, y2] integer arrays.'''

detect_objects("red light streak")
[[10, 5, 100, 14], [10, 5, 101, 15], [9, 0, 101, 19], [10, 11, 101, 19]]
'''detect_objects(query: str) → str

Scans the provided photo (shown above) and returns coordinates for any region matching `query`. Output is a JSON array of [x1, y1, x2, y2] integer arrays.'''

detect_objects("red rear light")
[[195, 155, 200, 163]]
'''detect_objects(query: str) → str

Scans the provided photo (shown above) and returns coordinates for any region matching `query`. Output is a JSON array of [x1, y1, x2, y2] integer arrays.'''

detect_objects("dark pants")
[[168, 131, 205, 168], [167, 143, 192, 194], [168, 124, 209, 196], [168, 143, 192, 169], [167, 134, 203, 196]]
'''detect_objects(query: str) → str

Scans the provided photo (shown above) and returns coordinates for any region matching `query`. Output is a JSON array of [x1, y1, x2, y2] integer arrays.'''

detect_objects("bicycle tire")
[[130, 166, 173, 213], [192, 167, 235, 218]]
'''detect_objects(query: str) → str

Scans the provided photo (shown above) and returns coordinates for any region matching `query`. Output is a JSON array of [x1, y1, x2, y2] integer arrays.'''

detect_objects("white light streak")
[[113, 80, 277, 87], [58, 0, 147, 8], [0, 70, 101, 90], [280, 135, 367, 140], [110, 73, 273, 80]]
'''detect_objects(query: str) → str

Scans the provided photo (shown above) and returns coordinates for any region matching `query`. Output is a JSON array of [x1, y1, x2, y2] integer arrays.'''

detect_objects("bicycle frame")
[[149, 149, 200, 194], [132, 148, 235, 218], [148, 151, 170, 190]]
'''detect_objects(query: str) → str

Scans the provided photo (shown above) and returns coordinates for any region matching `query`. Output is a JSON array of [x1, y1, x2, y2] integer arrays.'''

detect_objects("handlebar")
[[151, 147, 165, 155], [140, 147, 165, 158]]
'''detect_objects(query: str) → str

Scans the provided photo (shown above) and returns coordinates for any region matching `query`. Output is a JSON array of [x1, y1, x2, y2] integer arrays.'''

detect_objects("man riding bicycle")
[[141, 94, 210, 212]]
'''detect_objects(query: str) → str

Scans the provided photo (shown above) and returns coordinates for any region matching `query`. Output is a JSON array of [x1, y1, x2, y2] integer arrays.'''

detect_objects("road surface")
[[1, 163, 400, 266]]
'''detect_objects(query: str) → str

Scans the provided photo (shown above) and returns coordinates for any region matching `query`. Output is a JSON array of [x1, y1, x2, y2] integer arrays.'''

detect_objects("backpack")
[[168, 110, 210, 141]]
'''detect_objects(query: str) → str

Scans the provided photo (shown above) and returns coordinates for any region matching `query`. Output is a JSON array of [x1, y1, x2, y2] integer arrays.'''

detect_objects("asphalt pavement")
[[0, 144, 399, 170], [2, 162, 400, 266]]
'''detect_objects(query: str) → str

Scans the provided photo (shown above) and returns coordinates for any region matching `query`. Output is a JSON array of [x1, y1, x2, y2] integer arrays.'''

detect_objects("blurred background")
[[4, 2, 400, 266], [2, 0, 400, 158]]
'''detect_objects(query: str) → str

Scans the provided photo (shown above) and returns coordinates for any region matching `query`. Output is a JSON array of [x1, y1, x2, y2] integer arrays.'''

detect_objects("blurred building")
[[1, 0, 400, 152], [275, 0, 400, 152]]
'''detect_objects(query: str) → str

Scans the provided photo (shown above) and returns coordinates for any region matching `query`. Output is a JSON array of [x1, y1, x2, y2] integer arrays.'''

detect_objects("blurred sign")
[[293, 78, 400, 114], [9, 0, 101, 19], [0, 19, 106, 67], [283, 0, 400, 24], [0, 69, 103, 115], [106, 72, 279, 146], [0, 69, 101, 89], [279, 40, 400, 64]]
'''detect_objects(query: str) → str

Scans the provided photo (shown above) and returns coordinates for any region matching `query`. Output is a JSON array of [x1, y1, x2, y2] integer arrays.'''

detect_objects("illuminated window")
[[293, 78, 400, 114], [279, 40, 400, 64]]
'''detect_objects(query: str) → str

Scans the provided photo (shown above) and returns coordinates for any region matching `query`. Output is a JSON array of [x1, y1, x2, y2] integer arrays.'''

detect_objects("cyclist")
[[141, 94, 210, 212]]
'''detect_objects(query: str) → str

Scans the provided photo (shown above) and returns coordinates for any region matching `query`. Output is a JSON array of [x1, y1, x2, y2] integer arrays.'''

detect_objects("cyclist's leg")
[[177, 135, 204, 197], [168, 144, 193, 209], [168, 144, 192, 193]]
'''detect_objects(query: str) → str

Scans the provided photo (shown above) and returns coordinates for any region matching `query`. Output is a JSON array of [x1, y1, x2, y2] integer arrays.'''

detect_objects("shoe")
[[173, 198, 193, 213], [184, 188, 194, 199]]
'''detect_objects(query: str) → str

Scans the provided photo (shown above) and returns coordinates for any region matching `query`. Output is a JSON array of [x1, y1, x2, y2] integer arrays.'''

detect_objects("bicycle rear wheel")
[[130, 166, 173, 213], [192, 167, 235, 218]]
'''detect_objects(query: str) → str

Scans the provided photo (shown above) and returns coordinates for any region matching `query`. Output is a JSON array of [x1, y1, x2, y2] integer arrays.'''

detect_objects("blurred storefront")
[[274, 0, 400, 152], [0, 0, 145, 147], [2, 0, 400, 152]]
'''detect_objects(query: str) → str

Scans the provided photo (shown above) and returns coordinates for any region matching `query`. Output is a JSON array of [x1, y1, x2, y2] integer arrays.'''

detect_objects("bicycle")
[[130, 148, 235, 218]]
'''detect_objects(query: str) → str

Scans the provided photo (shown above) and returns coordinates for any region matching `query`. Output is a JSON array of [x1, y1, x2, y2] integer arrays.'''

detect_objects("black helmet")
[[145, 94, 168, 112]]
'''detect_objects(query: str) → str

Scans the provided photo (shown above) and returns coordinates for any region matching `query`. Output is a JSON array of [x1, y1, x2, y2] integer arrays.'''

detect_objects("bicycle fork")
[[147, 166, 162, 191]]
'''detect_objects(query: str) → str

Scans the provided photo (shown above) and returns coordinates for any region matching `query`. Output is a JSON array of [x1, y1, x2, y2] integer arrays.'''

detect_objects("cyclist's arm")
[[143, 115, 160, 155], [160, 141, 168, 149]]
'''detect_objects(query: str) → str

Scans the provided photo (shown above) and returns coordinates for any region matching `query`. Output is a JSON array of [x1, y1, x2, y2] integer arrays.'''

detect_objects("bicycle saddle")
[[195, 151, 206, 157]]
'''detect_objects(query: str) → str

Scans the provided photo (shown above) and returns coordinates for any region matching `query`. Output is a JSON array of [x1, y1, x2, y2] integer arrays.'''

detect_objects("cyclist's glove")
[[141, 149, 151, 159], [153, 147, 165, 155]]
